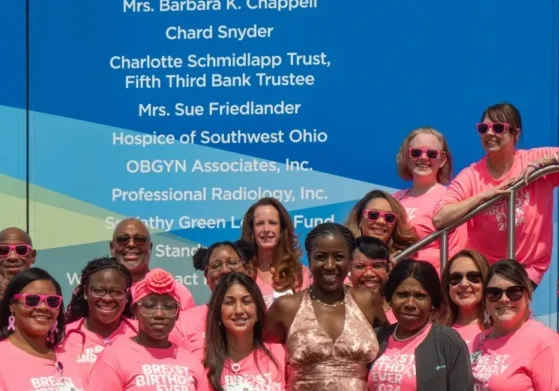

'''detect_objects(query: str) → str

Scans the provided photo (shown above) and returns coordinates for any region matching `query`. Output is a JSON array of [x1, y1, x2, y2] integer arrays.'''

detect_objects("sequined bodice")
[[285, 290, 379, 390]]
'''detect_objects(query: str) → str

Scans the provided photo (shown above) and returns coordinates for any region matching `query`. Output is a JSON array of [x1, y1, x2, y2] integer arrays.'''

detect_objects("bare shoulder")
[[348, 286, 382, 324], [264, 289, 306, 343], [270, 289, 305, 319]]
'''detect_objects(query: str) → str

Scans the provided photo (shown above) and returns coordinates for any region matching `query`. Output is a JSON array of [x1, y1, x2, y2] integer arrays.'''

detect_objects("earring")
[[7, 312, 15, 331], [528, 307, 533, 320], [49, 319, 58, 338], [483, 310, 491, 325]]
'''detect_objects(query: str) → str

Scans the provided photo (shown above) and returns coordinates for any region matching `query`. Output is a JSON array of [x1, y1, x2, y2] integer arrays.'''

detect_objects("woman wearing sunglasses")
[[346, 189, 419, 256], [169, 240, 252, 355], [88, 268, 209, 390], [347, 236, 397, 324], [241, 197, 312, 308], [440, 249, 490, 347], [470, 259, 559, 390], [394, 128, 467, 274], [370, 259, 474, 391], [433, 102, 559, 289], [61, 257, 137, 384], [0, 268, 85, 390]]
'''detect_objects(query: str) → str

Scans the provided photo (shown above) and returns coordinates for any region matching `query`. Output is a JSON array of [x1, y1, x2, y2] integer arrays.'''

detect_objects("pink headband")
[[132, 268, 181, 305]]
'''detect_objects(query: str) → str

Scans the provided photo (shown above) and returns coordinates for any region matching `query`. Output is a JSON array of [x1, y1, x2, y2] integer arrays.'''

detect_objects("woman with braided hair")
[[265, 223, 387, 390], [60, 256, 136, 385]]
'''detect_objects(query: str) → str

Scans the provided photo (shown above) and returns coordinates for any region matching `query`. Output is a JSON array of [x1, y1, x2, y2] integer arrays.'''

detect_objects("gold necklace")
[[309, 285, 345, 308]]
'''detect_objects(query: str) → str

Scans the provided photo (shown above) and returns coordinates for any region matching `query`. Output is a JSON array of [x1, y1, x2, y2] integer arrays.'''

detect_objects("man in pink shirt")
[[110, 218, 195, 310]]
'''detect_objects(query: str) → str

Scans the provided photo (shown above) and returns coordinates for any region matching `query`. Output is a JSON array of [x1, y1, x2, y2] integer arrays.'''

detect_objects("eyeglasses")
[[0, 244, 32, 258], [136, 301, 179, 317], [207, 259, 244, 273], [408, 148, 440, 159], [89, 286, 127, 300], [362, 209, 397, 224], [485, 286, 524, 302], [14, 293, 62, 309], [476, 122, 512, 135], [351, 260, 388, 275], [449, 271, 483, 286], [114, 234, 149, 247]]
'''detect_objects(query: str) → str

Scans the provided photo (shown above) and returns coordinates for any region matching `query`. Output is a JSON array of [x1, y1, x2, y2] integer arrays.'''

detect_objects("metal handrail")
[[394, 164, 559, 270]]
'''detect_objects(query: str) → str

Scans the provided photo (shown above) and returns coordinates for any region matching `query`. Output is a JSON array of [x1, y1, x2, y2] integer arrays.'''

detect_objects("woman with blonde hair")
[[394, 127, 467, 274], [345, 189, 419, 255], [440, 249, 491, 346], [241, 197, 311, 307]]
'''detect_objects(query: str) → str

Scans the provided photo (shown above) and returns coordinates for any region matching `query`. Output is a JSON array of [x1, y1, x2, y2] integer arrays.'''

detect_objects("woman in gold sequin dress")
[[264, 223, 388, 391]]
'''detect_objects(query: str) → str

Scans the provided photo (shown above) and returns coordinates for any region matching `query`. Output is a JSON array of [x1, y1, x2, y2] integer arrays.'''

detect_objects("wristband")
[[528, 162, 542, 170]]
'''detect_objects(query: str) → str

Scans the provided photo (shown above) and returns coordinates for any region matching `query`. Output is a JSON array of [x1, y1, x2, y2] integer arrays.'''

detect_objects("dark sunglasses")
[[362, 209, 397, 224], [114, 234, 149, 247], [14, 293, 63, 309], [408, 148, 440, 159], [0, 244, 32, 258], [449, 271, 483, 286], [476, 122, 511, 135], [485, 285, 524, 302]]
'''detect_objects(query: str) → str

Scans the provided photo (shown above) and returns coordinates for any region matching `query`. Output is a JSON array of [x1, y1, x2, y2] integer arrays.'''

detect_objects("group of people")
[[0, 101, 559, 390]]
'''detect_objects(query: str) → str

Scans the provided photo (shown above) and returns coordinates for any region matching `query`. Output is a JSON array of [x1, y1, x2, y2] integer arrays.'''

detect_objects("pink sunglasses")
[[14, 293, 63, 309], [362, 209, 397, 224], [408, 148, 440, 159], [476, 122, 512, 135], [0, 244, 33, 258]]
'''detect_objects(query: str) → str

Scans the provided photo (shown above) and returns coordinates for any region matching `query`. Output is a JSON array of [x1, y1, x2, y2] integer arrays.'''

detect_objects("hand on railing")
[[478, 178, 515, 202], [388, 251, 400, 270], [394, 164, 559, 268], [517, 153, 559, 185]]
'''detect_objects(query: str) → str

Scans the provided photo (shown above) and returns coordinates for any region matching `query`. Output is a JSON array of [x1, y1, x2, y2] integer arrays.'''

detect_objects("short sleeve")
[[177, 283, 196, 310], [88, 347, 124, 391], [531, 345, 559, 391], [191, 359, 210, 391], [433, 166, 476, 215]]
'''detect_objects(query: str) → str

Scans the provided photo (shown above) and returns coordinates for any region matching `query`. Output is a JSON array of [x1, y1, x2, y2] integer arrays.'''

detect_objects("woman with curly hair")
[[345, 189, 419, 256], [61, 256, 136, 384], [241, 197, 311, 307]]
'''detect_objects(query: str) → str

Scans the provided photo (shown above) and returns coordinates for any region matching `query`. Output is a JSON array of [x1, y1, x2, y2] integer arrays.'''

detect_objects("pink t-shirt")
[[60, 317, 137, 384], [0, 338, 86, 391], [169, 305, 208, 355], [257, 266, 312, 308], [132, 279, 196, 311], [452, 322, 483, 349], [470, 319, 559, 391], [215, 343, 286, 391], [368, 322, 432, 391], [434, 148, 559, 283], [88, 336, 209, 391], [395, 184, 467, 274], [385, 308, 397, 325]]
